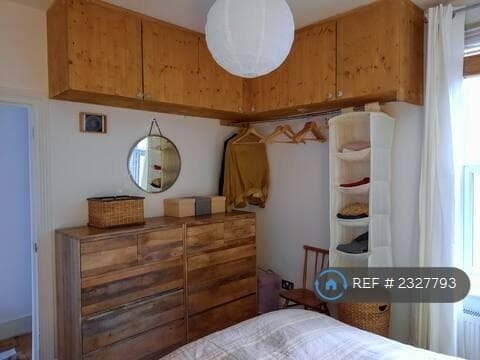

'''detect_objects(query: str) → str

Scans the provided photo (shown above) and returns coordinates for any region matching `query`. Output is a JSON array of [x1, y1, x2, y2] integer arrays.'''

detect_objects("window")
[[462, 76, 480, 296]]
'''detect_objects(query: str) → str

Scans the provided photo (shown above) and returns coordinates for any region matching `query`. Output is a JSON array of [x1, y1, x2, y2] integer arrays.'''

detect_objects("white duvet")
[[163, 309, 460, 360]]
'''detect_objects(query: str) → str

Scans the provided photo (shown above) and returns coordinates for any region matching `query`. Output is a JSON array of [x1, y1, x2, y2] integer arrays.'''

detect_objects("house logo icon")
[[325, 278, 337, 291], [314, 269, 348, 301]]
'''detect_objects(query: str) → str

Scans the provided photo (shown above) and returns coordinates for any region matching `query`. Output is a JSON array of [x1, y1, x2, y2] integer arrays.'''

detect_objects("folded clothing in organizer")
[[341, 140, 371, 152], [337, 202, 369, 219], [340, 177, 370, 188], [337, 232, 369, 254]]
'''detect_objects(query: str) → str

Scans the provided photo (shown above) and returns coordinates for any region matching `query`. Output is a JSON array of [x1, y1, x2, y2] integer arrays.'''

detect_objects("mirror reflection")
[[128, 135, 181, 193]]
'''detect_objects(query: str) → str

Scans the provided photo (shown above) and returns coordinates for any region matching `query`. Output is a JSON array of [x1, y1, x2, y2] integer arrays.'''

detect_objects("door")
[[198, 38, 245, 113], [142, 20, 200, 106], [0, 104, 33, 358], [336, 0, 399, 100], [67, 0, 143, 99]]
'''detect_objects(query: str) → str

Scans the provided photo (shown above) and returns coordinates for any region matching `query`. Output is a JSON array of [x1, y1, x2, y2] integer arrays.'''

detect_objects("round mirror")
[[128, 135, 181, 193]]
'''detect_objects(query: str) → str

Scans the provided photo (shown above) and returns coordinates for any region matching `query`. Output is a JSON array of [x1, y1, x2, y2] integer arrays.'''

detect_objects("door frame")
[[0, 86, 51, 360]]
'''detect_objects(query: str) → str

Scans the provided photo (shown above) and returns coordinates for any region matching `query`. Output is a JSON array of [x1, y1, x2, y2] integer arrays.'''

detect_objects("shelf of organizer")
[[334, 248, 370, 258], [336, 217, 370, 227], [337, 183, 370, 195], [335, 148, 371, 162]]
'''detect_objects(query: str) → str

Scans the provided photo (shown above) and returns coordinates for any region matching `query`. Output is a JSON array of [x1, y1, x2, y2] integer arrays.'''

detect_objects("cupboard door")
[[143, 20, 199, 106], [337, 0, 399, 99], [198, 39, 245, 113], [288, 21, 336, 106], [67, 0, 143, 98]]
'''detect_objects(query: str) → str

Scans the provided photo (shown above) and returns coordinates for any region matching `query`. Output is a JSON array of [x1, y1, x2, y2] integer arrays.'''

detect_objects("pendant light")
[[205, 0, 295, 79]]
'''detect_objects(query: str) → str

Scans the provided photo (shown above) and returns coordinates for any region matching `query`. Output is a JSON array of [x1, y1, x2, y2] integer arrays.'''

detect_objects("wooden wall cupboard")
[[56, 211, 256, 359], [47, 0, 245, 120], [245, 0, 424, 121], [47, 0, 423, 123]]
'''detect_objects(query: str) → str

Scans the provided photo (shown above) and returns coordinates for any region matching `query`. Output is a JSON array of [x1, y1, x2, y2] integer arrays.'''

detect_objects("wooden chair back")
[[302, 245, 329, 289]]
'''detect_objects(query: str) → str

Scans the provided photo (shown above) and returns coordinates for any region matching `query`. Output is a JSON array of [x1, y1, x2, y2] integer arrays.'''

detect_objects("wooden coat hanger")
[[232, 125, 265, 144], [263, 125, 302, 144], [294, 121, 326, 143]]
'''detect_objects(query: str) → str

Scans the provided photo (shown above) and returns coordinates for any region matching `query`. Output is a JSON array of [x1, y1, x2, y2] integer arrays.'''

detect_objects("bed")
[[163, 309, 459, 359]]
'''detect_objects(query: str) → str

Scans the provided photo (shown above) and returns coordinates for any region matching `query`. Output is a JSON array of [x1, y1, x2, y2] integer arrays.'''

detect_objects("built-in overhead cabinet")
[[48, 0, 143, 100], [247, 21, 337, 114], [142, 20, 199, 107], [47, 0, 423, 123], [336, 0, 424, 105]]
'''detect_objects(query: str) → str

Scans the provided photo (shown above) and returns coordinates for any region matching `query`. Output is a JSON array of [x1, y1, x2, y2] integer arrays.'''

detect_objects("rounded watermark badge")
[[314, 269, 348, 301]]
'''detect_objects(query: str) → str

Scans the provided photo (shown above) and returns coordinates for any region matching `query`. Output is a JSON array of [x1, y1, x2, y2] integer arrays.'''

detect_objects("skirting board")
[[0, 316, 32, 341]]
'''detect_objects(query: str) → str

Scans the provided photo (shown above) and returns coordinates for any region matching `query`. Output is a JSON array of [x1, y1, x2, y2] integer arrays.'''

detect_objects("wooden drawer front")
[[186, 222, 224, 254], [83, 319, 185, 360], [188, 244, 256, 315], [188, 295, 256, 341], [224, 218, 255, 241], [80, 236, 138, 277], [138, 227, 183, 264], [81, 258, 184, 316], [82, 290, 185, 353], [186, 218, 256, 255]]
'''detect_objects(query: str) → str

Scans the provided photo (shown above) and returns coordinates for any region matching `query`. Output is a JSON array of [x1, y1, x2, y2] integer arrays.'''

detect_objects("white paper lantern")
[[205, 0, 295, 78]]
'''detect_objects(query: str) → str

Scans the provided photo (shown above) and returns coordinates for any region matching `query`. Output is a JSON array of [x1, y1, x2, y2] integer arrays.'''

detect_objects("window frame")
[[464, 165, 480, 274]]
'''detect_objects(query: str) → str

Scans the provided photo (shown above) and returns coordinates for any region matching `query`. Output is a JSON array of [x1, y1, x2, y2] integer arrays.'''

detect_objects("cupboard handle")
[[251, 106, 256, 112], [337, 90, 343, 97], [144, 93, 152, 99], [137, 91, 144, 99], [327, 93, 333, 100]]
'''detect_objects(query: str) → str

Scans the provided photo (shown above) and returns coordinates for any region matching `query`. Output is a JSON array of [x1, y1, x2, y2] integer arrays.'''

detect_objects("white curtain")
[[414, 4, 465, 356]]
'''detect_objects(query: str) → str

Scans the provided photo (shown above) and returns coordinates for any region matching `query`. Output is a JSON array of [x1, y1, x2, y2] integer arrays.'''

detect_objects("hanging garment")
[[218, 133, 239, 195], [223, 140, 270, 211]]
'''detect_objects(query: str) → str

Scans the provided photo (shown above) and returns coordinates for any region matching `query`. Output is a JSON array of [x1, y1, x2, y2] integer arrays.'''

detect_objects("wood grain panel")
[[81, 258, 184, 316], [464, 54, 480, 76], [224, 218, 256, 241], [188, 256, 256, 287], [288, 21, 337, 106], [337, 0, 399, 100], [398, 0, 424, 104], [198, 38, 244, 113], [80, 237, 138, 277], [55, 233, 82, 360], [82, 290, 184, 353], [47, 0, 69, 97], [67, 0, 143, 98], [186, 222, 224, 255], [143, 19, 199, 106], [188, 276, 256, 315], [188, 244, 256, 272], [188, 295, 256, 341], [83, 319, 185, 360], [138, 227, 183, 264]]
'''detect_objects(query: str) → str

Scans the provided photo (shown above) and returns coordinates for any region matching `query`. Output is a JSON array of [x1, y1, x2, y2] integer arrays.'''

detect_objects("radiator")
[[462, 300, 480, 360]]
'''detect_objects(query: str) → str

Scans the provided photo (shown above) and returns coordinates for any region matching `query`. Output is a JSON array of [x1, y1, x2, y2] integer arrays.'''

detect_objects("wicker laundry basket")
[[338, 303, 391, 336]]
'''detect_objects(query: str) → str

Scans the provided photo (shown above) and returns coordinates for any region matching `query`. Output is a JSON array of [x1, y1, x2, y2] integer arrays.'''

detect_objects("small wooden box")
[[210, 196, 226, 214], [164, 198, 195, 217]]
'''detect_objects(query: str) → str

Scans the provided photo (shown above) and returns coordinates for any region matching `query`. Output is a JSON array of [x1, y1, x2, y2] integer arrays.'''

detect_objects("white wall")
[[48, 100, 233, 228], [0, 1, 48, 95], [0, 104, 32, 339]]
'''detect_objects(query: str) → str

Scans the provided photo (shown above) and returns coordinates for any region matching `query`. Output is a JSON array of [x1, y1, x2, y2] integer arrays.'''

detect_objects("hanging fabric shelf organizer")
[[329, 112, 395, 267]]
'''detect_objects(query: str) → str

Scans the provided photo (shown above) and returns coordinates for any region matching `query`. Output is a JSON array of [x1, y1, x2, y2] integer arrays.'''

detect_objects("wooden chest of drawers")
[[56, 211, 256, 359]]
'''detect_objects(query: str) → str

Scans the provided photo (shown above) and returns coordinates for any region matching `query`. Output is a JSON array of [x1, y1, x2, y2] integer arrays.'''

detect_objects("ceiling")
[[8, 0, 480, 31]]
